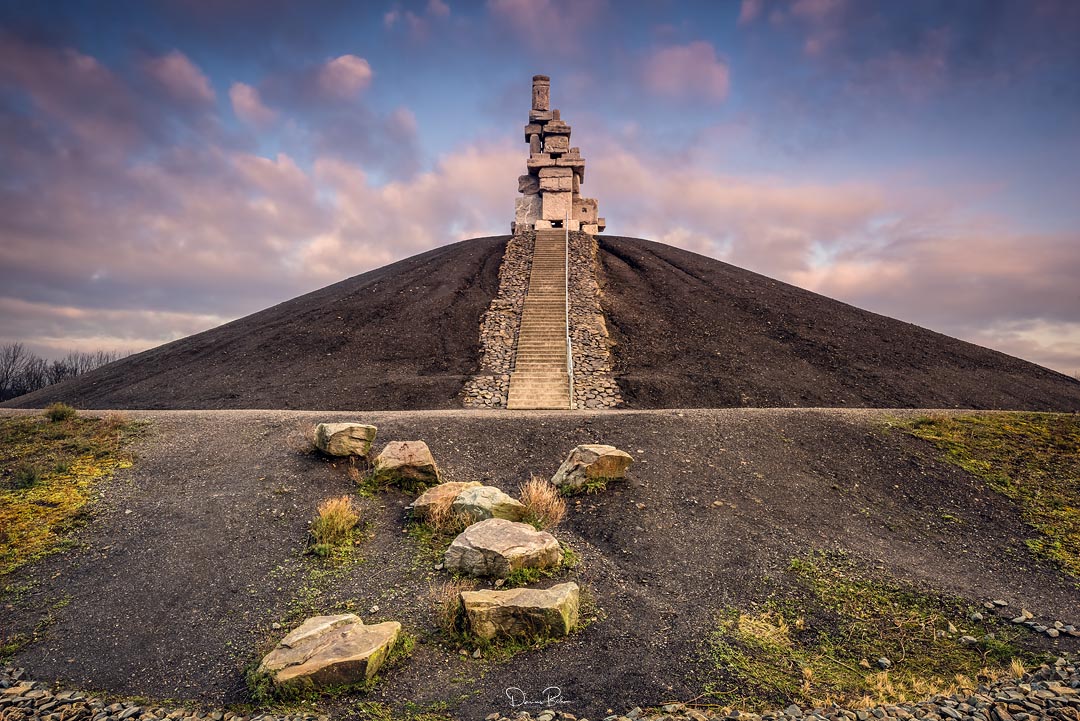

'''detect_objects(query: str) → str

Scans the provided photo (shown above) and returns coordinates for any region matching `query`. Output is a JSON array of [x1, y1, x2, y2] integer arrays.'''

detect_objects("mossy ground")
[[701, 553, 1040, 710], [903, 412, 1080, 577], [0, 412, 143, 579]]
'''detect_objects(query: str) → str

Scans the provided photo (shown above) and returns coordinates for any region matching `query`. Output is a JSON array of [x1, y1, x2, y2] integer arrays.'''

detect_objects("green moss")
[[558, 476, 616, 496], [702, 552, 1039, 710], [903, 412, 1080, 577], [501, 545, 580, 588], [0, 414, 145, 578]]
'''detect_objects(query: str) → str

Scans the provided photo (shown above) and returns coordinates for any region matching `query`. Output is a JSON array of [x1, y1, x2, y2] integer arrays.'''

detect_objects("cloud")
[[487, 0, 606, 51], [142, 50, 215, 104], [229, 82, 276, 126], [738, 0, 764, 24], [317, 54, 373, 99], [0, 32, 142, 150], [427, 0, 450, 18], [643, 42, 730, 102], [585, 143, 1080, 373]]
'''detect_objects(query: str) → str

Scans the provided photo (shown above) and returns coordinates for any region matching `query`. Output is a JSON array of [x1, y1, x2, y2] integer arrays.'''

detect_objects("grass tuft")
[[44, 403, 77, 422], [518, 476, 566, 530], [310, 495, 361, 548], [428, 577, 477, 635]]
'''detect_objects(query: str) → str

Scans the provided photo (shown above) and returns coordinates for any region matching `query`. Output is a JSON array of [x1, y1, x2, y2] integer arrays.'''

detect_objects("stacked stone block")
[[512, 75, 606, 235]]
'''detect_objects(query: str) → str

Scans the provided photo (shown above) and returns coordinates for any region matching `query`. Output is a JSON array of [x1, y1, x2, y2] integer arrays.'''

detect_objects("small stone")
[[451, 485, 528, 523], [372, 441, 440, 489], [877, 657, 892, 670], [969, 611, 984, 622], [1046, 628, 1059, 638], [257, 614, 401, 690], [784, 705, 803, 717], [313, 423, 377, 457], [444, 518, 561, 578], [992, 599, 1009, 607]]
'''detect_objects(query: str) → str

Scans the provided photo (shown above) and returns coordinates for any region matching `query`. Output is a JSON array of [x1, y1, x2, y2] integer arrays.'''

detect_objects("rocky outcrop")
[[408, 481, 482, 518], [313, 423, 377, 457], [443, 518, 561, 578], [550, 444, 633, 492], [256, 614, 400, 691], [451, 485, 527, 523], [372, 441, 440, 489], [460, 582, 579, 641]]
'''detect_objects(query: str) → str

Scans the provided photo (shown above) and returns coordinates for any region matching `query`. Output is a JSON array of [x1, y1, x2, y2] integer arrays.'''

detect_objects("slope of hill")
[[5, 237, 507, 410], [5, 233, 1079, 411], [597, 236, 1080, 411]]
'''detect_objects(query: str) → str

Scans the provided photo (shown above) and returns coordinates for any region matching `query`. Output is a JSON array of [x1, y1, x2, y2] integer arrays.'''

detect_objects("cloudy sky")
[[1, 0, 1078, 376]]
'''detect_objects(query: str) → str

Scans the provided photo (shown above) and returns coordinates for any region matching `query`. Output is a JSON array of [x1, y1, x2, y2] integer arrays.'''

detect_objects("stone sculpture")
[[512, 75, 605, 235]]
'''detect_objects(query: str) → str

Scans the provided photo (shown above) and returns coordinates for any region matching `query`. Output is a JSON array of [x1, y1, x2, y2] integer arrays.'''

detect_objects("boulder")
[[451, 485, 527, 523], [550, 444, 633, 492], [314, 423, 377, 457], [373, 441, 440, 489], [460, 582, 580, 641], [444, 518, 561, 578], [257, 614, 400, 691], [408, 481, 483, 518]]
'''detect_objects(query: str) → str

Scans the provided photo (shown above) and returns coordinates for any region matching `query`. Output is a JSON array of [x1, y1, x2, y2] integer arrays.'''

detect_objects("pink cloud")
[[488, 0, 606, 51], [318, 55, 373, 99], [428, 0, 451, 18], [143, 50, 215, 104], [739, 0, 764, 24], [229, 82, 276, 126], [643, 42, 731, 102], [0, 33, 141, 150]]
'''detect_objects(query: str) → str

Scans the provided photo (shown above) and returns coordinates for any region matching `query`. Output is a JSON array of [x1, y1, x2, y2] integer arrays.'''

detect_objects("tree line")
[[0, 342, 123, 401]]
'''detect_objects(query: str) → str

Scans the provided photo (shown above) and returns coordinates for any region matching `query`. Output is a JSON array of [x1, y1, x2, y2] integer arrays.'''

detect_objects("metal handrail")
[[564, 213, 574, 409]]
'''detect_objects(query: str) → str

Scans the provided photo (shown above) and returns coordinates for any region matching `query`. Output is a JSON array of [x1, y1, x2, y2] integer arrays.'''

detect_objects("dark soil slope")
[[598, 236, 1080, 411], [3, 408, 1077, 718], [5, 237, 507, 410], [7, 233, 1080, 411]]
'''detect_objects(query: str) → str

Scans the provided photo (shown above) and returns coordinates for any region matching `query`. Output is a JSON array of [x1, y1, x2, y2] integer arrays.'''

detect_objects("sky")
[[1, 0, 1079, 377]]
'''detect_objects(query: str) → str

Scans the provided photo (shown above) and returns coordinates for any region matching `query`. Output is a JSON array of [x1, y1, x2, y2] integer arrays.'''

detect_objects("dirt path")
[[2, 408, 1077, 718]]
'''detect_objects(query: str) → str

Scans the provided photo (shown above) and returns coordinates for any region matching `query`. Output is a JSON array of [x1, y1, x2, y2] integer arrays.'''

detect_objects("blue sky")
[[1, 0, 1078, 375]]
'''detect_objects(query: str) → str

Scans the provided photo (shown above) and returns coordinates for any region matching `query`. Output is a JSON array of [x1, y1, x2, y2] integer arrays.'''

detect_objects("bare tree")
[[0, 342, 124, 401]]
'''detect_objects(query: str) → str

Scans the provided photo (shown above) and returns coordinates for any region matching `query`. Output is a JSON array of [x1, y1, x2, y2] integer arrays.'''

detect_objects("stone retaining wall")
[[462, 230, 622, 410], [461, 232, 535, 409], [568, 231, 623, 409]]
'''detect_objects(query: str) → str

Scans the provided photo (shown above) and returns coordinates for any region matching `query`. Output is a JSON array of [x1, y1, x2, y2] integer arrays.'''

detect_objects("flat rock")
[[460, 582, 579, 641], [257, 614, 400, 690], [313, 423, 377, 457], [550, 444, 633, 492], [408, 481, 483, 518], [444, 518, 561, 578], [373, 440, 440, 488], [451, 485, 527, 522]]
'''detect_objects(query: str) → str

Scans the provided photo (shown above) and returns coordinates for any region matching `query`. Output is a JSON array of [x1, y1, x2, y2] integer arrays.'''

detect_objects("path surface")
[[2, 407, 1076, 720], [507, 229, 572, 409]]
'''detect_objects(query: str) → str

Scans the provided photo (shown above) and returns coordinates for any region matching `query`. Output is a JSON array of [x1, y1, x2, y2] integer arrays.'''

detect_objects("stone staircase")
[[506, 230, 572, 410]]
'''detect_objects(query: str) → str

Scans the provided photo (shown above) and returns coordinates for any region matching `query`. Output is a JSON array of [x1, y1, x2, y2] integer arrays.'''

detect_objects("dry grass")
[[310, 495, 361, 547], [423, 494, 471, 535], [428, 577, 477, 633], [518, 476, 566, 530]]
